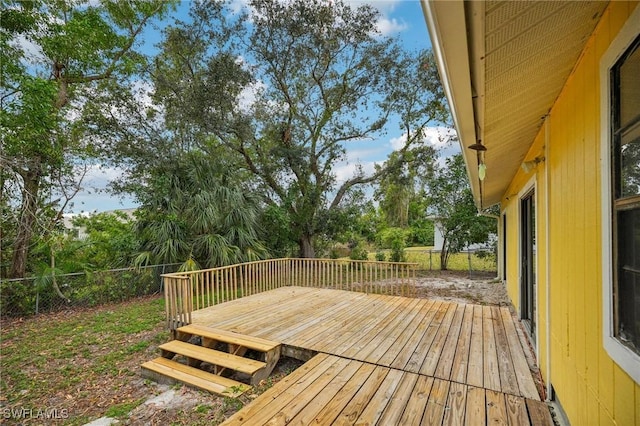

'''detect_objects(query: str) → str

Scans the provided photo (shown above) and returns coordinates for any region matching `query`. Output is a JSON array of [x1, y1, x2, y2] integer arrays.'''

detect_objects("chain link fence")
[[405, 248, 497, 276], [0, 264, 181, 318]]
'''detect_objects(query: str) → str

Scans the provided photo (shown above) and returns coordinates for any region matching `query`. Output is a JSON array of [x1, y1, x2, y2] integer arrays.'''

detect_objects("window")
[[601, 5, 640, 385], [611, 34, 640, 356]]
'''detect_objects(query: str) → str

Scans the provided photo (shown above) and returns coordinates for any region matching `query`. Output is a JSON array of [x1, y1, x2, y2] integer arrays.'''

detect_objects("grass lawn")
[[370, 246, 497, 272], [0, 295, 300, 425], [1, 295, 170, 425]]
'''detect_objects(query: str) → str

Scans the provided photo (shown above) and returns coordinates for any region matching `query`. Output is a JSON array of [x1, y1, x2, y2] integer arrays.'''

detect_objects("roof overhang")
[[422, 0, 608, 208]]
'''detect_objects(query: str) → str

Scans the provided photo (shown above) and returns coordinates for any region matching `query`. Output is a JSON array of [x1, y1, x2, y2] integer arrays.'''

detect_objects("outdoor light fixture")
[[478, 163, 487, 181], [468, 142, 487, 152], [521, 156, 545, 173], [468, 141, 487, 181]]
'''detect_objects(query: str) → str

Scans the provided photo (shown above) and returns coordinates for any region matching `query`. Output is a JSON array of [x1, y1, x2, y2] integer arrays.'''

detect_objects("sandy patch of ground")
[[413, 270, 510, 306]]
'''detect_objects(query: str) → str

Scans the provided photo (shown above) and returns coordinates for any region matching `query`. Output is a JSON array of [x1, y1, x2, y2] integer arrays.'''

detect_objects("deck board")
[[483, 305, 501, 392], [420, 301, 458, 376], [390, 299, 442, 371], [187, 286, 550, 425], [449, 304, 474, 385], [422, 377, 450, 425], [221, 355, 549, 426], [404, 300, 449, 373], [332, 365, 390, 425], [434, 303, 465, 380]]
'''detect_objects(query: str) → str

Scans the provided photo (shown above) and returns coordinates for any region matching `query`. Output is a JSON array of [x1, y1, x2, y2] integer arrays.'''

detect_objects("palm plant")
[[134, 151, 267, 270]]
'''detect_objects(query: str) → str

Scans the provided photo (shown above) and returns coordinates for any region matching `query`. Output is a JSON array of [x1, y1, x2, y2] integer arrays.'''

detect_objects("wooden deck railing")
[[162, 258, 417, 331]]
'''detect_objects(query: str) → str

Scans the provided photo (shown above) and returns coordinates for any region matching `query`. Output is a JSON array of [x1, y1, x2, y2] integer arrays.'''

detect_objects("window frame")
[[600, 4, 640, 385]]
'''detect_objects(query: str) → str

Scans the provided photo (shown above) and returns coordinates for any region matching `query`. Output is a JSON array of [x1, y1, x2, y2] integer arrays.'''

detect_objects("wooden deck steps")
[[159, 340, 267, 375], [141, 325, 281, 396], [141, 357, 250, 397]]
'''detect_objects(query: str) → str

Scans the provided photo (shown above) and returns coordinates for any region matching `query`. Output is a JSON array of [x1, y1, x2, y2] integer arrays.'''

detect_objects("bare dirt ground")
[[413, 270, 510, 305]]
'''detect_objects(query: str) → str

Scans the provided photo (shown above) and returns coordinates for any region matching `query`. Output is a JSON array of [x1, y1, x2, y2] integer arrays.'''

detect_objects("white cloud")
[[237, 80, 266, 113], [375, 17, 408, 36], [344, 0, 407, 36], [229, 0, 251, 15], [333, 161, 378, 184], [389, 126, 456, 151], [81, 164, 122, 191], [423, 126, 457, 148], [85, 165, 125, 183], [389, 135, 406, 151], [131, 79, 155, 110]]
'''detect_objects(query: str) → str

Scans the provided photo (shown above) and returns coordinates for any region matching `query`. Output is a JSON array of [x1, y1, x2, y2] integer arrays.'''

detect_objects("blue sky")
[[70, 0, 459, 214]]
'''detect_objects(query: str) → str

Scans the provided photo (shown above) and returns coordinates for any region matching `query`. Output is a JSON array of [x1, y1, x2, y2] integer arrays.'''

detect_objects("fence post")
[[35, 283, 40, 316]]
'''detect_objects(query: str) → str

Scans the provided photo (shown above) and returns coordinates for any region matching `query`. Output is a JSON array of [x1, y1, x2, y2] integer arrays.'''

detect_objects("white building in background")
[[429, 216, 496, 252], [62, 208, 137, 239]]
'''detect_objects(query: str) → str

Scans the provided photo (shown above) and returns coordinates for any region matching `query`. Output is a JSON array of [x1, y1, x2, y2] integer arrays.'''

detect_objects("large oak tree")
[[152, 0, 448, 257]]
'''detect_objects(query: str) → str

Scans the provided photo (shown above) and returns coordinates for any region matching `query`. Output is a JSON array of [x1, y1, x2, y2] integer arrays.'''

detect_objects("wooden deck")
[[189, 286, 551, 425]]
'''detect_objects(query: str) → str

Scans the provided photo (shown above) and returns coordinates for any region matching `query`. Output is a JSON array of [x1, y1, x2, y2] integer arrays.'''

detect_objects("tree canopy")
[[133, 0, 448, 258], [1, 0, 175, 278], [2, 0, 482, 278]]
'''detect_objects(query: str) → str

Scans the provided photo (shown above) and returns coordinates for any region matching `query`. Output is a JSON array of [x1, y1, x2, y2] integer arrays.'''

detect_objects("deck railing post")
[[162, 275, 193, 334], [163, 275, 171, 329]]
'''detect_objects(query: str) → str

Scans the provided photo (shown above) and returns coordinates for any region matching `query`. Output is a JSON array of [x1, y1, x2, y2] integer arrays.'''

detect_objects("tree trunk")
[[440, 235, 448, 271], [298, 234, 315, 258], [10, 169, 41, 279], [50, 243, 70, 303]]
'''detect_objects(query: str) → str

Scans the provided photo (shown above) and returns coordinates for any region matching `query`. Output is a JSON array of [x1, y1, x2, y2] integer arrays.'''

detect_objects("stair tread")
[[177, 325, 280, 352], [141, 357, 250, 397], [159, 340, 267, 374]]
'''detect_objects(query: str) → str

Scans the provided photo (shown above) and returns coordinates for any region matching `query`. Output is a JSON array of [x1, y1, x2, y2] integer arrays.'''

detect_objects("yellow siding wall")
[[500, 2, 639, 425]]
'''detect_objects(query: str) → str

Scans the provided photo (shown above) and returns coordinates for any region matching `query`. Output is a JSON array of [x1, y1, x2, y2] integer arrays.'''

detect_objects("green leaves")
[[1, 0, 173, 278], [152, 0, 447, 257], [133, 151, 267, 269], [427, 154, 496, 269], [1, 76, 59, 162], [73, 212, 138, 269]]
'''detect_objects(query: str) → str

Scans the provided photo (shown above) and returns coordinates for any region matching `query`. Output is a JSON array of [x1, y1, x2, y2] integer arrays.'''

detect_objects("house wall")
[[502, 119, 549, 392], [500, 2, 639, 424]]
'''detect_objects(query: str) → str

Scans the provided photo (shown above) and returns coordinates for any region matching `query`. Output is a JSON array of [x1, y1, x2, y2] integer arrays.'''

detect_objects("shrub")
[[349, 241, 369, 261], [380, 228, 408, 263]]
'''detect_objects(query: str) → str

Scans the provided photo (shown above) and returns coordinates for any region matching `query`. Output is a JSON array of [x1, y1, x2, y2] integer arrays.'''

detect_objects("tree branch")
[[64, 3, 164, 85]]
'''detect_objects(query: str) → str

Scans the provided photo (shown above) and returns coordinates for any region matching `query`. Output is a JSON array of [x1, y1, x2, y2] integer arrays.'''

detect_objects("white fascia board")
[[421, 0, 480, 204]]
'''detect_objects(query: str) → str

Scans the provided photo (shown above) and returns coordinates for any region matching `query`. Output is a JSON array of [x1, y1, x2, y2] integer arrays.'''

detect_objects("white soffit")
[[425, 0, 608, 207]]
